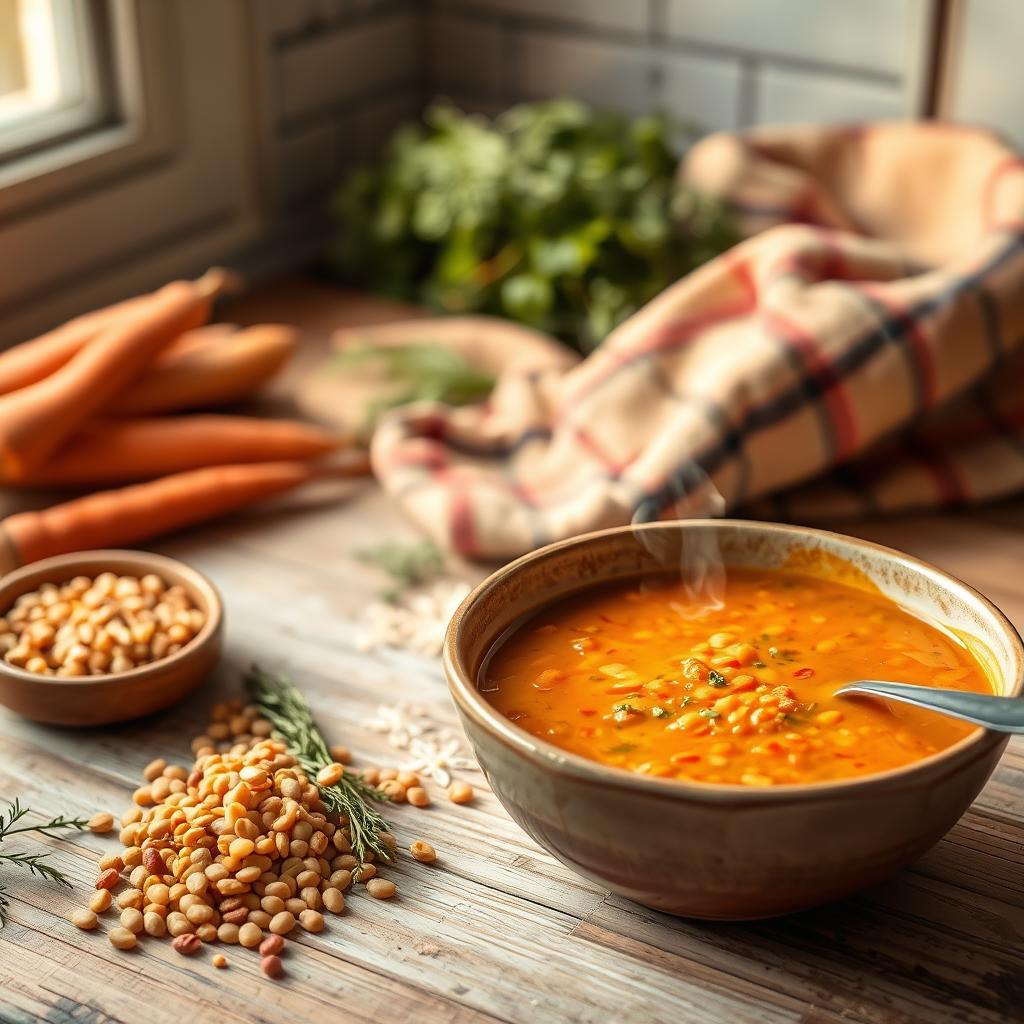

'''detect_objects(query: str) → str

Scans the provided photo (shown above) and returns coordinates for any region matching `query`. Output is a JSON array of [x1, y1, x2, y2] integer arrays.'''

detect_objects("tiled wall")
[[261, 0, 1024, 235], [939, 0, 1024, 149], [261, 0, 425, 215], [428, 0, 937, 131], [261, 0, 941, 223]]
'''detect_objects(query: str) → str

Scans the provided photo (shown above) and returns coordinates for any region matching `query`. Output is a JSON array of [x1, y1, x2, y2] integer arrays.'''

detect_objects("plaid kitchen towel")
[[368, 122, 1024, 559]]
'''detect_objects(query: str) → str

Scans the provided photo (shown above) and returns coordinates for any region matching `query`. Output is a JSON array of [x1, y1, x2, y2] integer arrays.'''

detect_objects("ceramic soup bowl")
[[443, 521, 1024, 919]]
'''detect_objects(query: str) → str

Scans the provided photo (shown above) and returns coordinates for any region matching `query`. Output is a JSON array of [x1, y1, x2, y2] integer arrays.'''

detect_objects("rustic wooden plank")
[[5, 280, 1024, 1024]]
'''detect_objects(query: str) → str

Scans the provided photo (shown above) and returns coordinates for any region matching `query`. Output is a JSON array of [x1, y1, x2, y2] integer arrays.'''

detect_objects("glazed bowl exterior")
[[0, 550, 223, 726], [443, 521, 1024, 919]]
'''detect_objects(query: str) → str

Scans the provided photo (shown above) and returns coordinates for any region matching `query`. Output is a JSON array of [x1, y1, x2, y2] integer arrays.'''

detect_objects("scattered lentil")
[[120, 908, 144, 934], [406, 786, 430, 808], [261, 954, 284, 979], [366, 878, 396, 900], [108, 927, 137, 950], [447, 781, 474, 804], [70, 908, 98, 930], [89, 889, 112, 914], [87, 812, 114, 834], [172, 933, 202, 956], [409, 840, 436, 864]]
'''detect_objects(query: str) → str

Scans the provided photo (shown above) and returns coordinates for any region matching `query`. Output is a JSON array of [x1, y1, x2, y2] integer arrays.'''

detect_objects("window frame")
[[0, 0, 113, 166], [0, 0, 265, 349]]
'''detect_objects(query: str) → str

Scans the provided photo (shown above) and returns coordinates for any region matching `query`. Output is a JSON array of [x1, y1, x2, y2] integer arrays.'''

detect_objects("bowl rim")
[[0, 549, 223, 688], [444, 519, 1024, 803]]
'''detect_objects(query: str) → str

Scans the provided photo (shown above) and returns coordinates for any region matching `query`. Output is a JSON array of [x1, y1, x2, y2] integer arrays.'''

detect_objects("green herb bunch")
[[0, 799, 87, 927], [331, 100, 739, 351]]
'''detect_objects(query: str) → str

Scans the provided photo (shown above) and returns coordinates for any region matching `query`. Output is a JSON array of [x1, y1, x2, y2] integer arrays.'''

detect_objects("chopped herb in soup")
[[480, 569, 992, 786]]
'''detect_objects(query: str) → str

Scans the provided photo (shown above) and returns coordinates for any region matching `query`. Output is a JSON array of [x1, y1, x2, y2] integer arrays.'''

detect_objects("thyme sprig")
[[244, 666, 394, 866], [335, 342, 495, 434], [355, 539, 445, 601], [0, 799, 88, 928]]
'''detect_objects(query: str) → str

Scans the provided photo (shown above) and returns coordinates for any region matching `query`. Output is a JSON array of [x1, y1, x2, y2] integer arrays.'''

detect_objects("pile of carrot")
[[0, 269, 367, 573]]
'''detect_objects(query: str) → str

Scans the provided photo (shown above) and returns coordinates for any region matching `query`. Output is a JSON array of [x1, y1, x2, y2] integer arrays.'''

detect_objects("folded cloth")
[[370, 122, 1024, 559]]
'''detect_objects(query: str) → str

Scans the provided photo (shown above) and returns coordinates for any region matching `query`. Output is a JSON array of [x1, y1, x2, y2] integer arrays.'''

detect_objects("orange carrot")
[[0, 295, 148, 396], [0, 268, 236, 397], [0, 282, 212, 479], [0, 458, 371, 571], [111, 324, 298, 416], [8, 416, 347, 486]]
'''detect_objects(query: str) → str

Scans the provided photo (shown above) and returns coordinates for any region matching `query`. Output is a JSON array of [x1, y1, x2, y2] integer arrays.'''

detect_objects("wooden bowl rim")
[[0, 549, 223, 690], [444, 519, 1024, 804]]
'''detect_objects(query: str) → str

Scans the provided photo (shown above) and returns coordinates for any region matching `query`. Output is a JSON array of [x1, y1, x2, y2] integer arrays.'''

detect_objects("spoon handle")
[[834, 680, 1024, 733]]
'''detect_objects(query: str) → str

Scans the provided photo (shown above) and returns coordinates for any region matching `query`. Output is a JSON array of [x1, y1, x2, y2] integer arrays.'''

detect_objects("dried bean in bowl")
[[0, 572, 206, 677]]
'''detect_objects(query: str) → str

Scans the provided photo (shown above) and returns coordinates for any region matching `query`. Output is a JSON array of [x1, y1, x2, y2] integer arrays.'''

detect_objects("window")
[[0, 0, 109, 166], [0, 1, 261, 350]]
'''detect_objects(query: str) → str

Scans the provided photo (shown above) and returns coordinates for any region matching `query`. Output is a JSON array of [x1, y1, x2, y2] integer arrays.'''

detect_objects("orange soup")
[[481, 569, 993, 786]]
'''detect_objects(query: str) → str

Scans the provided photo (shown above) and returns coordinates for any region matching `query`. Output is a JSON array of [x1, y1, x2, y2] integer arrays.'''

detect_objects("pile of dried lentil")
[[72, 698, 459, 977]]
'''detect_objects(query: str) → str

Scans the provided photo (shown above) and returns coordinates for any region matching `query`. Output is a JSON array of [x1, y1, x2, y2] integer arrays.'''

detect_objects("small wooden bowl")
[[0, 550, 223, 726]]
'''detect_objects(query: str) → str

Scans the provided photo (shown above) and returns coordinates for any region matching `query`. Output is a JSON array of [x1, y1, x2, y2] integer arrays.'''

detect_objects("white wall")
[[429, 0, 937, 129], [939, 0, 1024, 149]]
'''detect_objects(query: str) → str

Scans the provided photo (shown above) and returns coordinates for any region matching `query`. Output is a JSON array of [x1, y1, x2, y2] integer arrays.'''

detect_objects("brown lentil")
[[70, 908, 98, 930], [366, 878, 396, 900], [172, 933, 202, 956], [406, 786, 430, 807], [120, 908, 144, 934], [108, 927, 137, 950], [409, 840, 437, 864], [447, 781, 474, 804], [377, 780, 406, 802], [95, 868, 120, 890], [89, 889, 112, 914], [144, 912, 167, 937], [87, 812, 114, 834], [322, 888, 345, 914], [316, 762, 345, 787], [261, 954, 284, 979], [268, 911, 295, 935], [298, 909, 325, 932]]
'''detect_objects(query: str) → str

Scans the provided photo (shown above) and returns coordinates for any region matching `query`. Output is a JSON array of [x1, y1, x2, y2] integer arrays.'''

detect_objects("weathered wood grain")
[[2, 280, 1024, 1024]]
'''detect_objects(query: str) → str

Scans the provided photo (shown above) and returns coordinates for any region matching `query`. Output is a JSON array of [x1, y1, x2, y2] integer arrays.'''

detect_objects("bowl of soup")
[[443, 521, 1024, 919]]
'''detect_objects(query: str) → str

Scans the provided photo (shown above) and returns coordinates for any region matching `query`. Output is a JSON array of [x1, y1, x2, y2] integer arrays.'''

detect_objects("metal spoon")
[[834, 680, 1024, 733]]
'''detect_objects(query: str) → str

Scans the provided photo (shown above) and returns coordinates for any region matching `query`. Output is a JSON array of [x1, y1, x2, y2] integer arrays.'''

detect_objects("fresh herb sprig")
[[335, 342, 495, 434], [244, 666, 394, 866], [356, 539, 445, 601], [0, 799, 87, 928]]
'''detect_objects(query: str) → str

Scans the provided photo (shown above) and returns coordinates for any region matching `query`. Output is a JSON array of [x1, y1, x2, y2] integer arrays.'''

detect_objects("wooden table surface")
[[2, 279, 1023, 1024]]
